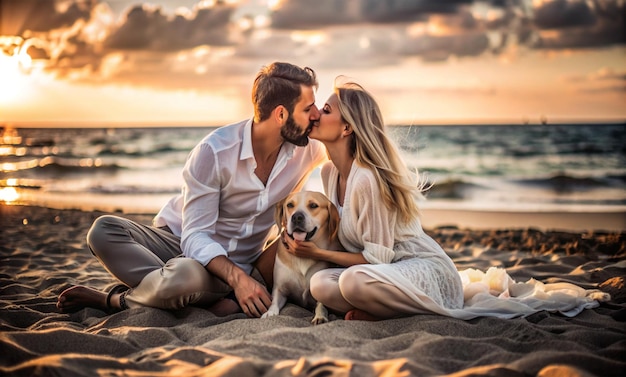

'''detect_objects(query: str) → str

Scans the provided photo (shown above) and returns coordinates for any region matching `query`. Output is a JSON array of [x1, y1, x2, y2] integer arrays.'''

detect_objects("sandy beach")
[[1, 204, 624, 377]]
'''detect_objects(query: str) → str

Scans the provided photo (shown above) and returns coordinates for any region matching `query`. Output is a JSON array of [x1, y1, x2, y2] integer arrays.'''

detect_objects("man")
[[57, 62, 327, 318]]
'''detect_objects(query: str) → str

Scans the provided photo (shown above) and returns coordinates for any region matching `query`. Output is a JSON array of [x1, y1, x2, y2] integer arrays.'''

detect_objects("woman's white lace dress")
[[322, 161, 464, 312], [321, 161, 608, 319]]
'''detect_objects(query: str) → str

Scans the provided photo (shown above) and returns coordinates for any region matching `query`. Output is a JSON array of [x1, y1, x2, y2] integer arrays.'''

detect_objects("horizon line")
[[2, 117, 625, 128]]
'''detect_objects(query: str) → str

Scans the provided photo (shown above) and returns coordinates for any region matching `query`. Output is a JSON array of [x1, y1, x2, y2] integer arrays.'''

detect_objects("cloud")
[[561, 67, 626, 95], [269, 0, 476, 29], [267, 0, 528, 63], [533, 0, 596, 29], [532, 0, 625, 49], [104, 2, 237, 51], [3, 0, 247, 86], [234, 25, 402, 70], [267, 0, 625, 55], [17, 0, 93, 33], [269, 0, 360, 29], [400, 33, 491, 62], [399, 11, 492, 61], [2, 0, 624, 92]]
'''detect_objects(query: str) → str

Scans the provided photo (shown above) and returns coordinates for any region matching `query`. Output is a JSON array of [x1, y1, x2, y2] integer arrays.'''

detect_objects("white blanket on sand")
[[452, 267, 610, 319], [449, 267, 611, 319], [366, 266, 610, 320]]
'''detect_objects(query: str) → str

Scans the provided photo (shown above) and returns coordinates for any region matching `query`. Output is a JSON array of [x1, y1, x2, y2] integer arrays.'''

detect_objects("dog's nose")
[[291, 211, 306, 226]]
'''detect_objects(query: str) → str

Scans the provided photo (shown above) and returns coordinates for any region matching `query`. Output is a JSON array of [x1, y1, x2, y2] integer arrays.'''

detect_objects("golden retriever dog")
[[262, 191, 341, 324]]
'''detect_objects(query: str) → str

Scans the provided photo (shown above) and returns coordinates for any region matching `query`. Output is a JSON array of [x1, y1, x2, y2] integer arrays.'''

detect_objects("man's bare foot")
[[207, 298, 242, 317], [344, 309, 382, 321], [57, 286, 109, 313]]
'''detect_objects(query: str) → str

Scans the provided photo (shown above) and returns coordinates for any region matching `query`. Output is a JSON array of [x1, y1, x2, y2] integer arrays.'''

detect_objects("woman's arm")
[[282, 234, 368, 267]]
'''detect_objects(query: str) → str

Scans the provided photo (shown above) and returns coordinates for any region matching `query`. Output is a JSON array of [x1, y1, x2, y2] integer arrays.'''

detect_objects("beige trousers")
[[87, 215, 232, 310]]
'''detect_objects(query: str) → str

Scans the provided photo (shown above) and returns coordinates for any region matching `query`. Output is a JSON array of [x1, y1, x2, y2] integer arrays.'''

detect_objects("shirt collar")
[[240, 119, 254, 161], [283, 140, 296, 159], [240, 119, 297, 161]]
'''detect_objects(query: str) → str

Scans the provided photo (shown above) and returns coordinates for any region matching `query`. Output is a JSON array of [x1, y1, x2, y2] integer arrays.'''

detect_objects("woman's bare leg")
[[339, 267, 432, 319], [310, 268, 355, 313]]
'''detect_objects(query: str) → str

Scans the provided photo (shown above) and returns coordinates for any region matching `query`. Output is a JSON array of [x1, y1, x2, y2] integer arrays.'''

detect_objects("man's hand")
[[231, 272, 272, 318], [206, 255, 272, 318]]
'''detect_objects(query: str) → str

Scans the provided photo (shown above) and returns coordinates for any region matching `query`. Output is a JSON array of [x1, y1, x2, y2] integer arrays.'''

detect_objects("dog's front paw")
[[311, 314, 329, 325], [311, 302, 329, 325], [262, 306, 280, 318]]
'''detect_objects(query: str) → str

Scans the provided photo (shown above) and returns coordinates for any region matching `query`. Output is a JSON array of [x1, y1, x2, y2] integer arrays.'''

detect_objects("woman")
[[283, 79, 608, 321], [282, 79, 464, 320]]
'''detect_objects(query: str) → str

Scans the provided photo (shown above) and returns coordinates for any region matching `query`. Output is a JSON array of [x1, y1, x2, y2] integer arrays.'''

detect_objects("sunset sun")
[[0, 49, 32, 105]]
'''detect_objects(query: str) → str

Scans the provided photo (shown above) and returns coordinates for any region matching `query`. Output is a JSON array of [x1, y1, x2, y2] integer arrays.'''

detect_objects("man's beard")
[[280, 114, 311, 146]]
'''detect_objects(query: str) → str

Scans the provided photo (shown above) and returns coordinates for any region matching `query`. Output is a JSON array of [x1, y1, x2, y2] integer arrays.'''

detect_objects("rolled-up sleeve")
[[362, 241, 395, 264], [180, 143, 227, 266]]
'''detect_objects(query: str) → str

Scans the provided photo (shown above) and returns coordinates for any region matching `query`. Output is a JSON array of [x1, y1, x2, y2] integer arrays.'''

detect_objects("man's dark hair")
[[252, 62, 318, 123]]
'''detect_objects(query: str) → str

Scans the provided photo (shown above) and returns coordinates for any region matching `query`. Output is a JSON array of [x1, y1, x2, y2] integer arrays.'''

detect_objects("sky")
[[0, 0, 624, 126]]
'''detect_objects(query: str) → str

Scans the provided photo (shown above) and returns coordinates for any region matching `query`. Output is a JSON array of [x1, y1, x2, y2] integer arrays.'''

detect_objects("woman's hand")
[[282, 231, 321, 260]]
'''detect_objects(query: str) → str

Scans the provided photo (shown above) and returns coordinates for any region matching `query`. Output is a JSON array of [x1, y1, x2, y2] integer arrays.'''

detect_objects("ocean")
[[1, 123, 625, 214]]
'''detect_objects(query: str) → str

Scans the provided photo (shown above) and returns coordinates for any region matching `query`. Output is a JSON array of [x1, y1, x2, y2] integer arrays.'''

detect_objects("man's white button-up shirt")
[[154, 119, 327, 274]]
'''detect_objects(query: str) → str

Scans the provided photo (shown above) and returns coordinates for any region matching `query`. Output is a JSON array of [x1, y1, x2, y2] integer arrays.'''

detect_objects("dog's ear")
[[274, 197, 287, 227], [327, 200, 340, 241]]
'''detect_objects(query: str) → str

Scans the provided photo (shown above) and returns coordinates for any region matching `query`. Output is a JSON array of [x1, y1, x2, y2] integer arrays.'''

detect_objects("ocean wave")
[[423, 179, 484, 199], [1, 156, 122, 174], [0, 178, 41, 189], [97, 144, 189, 157], [514, 173, 622, 192], [607, 174, 626, 183], [1, 127, 56, 147], [551, 198, 626, 206], [86, 184, 179, 195]]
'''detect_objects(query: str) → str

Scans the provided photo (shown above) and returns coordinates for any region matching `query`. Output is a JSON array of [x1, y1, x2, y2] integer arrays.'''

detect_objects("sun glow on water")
[[0, 187, 19, 203]]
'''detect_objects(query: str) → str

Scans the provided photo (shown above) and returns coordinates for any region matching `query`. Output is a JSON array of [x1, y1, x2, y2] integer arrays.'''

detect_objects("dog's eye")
[[309, 203, 319, 209], [286, 202, 294, 208]]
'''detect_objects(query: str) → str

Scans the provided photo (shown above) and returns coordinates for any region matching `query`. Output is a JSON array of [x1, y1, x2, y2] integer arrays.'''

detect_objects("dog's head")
[[275, 191, 340, 246]]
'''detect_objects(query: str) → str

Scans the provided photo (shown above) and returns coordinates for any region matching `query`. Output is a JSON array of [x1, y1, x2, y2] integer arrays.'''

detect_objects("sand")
[[420, 208, 626, 233], [0, 204, 624, 377]]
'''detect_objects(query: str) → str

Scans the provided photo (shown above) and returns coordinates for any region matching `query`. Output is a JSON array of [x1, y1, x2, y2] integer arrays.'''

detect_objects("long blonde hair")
[[334, 79, 423, 223]]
